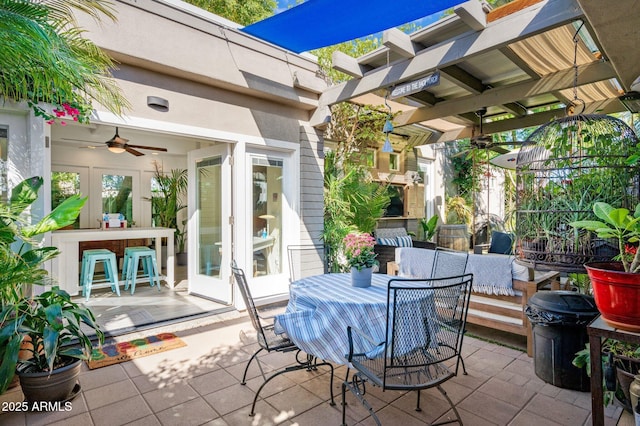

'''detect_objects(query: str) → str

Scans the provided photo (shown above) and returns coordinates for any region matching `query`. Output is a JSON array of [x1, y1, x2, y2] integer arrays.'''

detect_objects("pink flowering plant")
[[343, 232, 378, 271]]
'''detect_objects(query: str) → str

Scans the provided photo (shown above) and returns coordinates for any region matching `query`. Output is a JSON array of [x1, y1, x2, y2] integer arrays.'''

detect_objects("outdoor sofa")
[[388, 247, 560, 356]]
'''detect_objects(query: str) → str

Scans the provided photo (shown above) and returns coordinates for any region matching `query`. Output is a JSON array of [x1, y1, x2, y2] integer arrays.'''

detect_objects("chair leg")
[[415, 389, 422, 411], [458, 355, 468, 375], [341, 376, 381, 426], [247, 355, 334, 417], [241, 347, 264, 385], [433, 385, 463, 426]]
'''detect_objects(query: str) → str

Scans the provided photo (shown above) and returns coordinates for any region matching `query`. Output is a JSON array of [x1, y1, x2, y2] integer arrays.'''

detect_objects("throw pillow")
[[396, 235, 413, 247], [377, 237, 398, 246]]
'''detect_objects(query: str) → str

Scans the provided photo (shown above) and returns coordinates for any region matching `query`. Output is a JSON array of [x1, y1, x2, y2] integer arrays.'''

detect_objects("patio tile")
[[222, 400, 292, 425], [0, 412, 25, 426], [476, 377, 536, 407], [289, 401, 346, 426], [90, 395, 152, 426], [447, 407, 496, 426], [390, 390, 452, 423], [203, 382, 258, 416], [510, 409, 564, 426], [264, 384, 325, 416], [123, 415, 161, 426], [84, 378, 140, 410], [44, 412, 94, 426], [131, 374, 168, 394], [142, 382, 200, 412], [457, 388, 520, 424], [155, 397, 219, 426], [188, 368, 239, 395], [524, 393, 590, 426], [78, 364, 128, 391], [369, 404, 438, 426], [25, 394, 89, 426], [243, 371, 298, 398]]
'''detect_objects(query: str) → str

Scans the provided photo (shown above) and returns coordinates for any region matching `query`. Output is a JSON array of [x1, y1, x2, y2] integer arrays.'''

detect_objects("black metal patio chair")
[[341, 274, 473, 426], [231, 262, 335, 416], [286, 244, 327, 282], [431, 247, 469, 375]]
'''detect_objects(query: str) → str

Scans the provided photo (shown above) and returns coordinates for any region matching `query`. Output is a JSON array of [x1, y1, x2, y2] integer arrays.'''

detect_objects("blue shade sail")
[[241, 0, 465, 53]]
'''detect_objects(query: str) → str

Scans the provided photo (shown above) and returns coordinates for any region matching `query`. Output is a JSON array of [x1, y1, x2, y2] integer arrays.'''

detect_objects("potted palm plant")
[[149, 164, 188, 265], [0, 176, 104, 400]]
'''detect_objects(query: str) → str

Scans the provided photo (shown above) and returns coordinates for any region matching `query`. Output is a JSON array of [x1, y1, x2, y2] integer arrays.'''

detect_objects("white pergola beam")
[[454, 0, 488, 31], [395, 60, 615, 126], [382, 28, 416, 58], [331, 50, 366, 78], [319, 0, 583, 108]]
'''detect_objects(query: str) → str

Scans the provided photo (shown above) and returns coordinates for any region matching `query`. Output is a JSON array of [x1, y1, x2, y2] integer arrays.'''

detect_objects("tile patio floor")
[[0, 312, 626, 426]]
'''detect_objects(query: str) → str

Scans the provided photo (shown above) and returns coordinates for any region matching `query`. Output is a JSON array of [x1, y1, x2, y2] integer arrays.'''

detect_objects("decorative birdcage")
[[515, 114, 640, 272]]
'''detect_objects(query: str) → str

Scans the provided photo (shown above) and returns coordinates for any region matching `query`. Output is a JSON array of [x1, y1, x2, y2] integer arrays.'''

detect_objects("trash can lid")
[[528, 291, 598, 316]]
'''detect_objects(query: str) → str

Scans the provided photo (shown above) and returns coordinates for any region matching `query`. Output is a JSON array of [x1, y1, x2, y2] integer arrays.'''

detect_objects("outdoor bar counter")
[[51, 227, 175, 296]]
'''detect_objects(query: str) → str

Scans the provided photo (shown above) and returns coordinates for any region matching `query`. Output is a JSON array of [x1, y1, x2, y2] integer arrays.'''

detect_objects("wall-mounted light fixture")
[[147, 96, 169, 112]]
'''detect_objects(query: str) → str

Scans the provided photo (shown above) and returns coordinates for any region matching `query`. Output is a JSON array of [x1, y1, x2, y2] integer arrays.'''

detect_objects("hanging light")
[[382, 92, 394, 153], [382, 135, 393, 153], [383, 118, 394, 134]]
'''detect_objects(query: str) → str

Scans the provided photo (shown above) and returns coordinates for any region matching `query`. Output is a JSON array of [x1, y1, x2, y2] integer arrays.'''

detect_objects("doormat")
[[87, 333, 186, 370]]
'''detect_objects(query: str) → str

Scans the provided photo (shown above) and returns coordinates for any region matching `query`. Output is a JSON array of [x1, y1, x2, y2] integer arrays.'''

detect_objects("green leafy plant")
[[445, 196, 472, 225], [0, 287, 104, 379], [0, 176, 102, 394], [419, 215, 438, 241], [0, 177, 86, 305], [570, 202, 640, 273]]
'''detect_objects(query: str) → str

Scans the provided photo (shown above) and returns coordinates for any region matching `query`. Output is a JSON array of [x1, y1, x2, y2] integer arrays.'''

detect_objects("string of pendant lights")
[[382, 93, 394, 153]]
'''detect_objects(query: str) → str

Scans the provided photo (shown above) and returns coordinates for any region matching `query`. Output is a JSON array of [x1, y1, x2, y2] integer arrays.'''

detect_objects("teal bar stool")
[[123, 247, 161, 294], [80, 249, 120, 301], [121, 246, 152, 282]]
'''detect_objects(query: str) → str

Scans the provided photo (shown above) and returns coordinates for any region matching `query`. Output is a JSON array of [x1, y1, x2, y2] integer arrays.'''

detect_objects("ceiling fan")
[[65, 127, 168, 156], [103, 127, 168, 156], [454, 108, 524, 158]]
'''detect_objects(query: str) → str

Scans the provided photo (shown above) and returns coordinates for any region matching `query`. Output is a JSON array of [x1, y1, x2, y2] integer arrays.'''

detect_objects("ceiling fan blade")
[[126, 144, 168, 152], [490, 146, 510, 155], [125, 146, 145, 156]]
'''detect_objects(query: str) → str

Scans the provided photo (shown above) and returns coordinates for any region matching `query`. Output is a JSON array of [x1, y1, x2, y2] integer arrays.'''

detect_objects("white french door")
[[187, 144, 232, 303]]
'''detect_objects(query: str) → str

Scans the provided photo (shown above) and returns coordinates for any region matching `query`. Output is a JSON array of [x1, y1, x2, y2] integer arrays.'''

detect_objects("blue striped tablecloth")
[[274, 273, 437, 365]]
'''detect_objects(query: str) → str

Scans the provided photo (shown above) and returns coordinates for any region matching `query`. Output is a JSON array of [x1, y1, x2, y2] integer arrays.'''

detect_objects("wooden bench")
[[387, 260, 559, 356]]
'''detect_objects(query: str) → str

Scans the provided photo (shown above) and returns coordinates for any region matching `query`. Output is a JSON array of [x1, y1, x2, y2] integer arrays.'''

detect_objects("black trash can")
[[525, 291, 599, 391]]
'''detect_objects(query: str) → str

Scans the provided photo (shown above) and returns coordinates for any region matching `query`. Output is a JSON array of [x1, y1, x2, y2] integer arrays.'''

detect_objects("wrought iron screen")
[[515, 114, 640, 272]]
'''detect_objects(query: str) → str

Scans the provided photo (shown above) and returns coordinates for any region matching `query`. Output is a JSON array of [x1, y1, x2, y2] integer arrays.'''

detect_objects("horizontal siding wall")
[[299, 125, 324, 245]]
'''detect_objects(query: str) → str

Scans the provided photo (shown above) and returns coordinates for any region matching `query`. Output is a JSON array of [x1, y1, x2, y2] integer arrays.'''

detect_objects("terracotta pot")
[[584, 262, 640, 332]]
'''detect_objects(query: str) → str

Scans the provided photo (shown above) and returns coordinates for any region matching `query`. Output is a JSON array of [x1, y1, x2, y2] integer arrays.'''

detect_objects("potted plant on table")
[[0, 176, 104, 401], [343, 232, 378, 288], [570, 201, 640, 331]]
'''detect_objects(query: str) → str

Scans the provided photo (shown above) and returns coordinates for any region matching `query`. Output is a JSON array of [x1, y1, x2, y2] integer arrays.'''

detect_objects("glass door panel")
[[188, 145, 231, 303], [251, 157, 283, 277]]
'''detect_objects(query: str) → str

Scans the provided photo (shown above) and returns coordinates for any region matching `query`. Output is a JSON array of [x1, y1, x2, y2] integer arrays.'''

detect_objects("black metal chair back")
[[342, 274, 473, 426], [287, 244, 326, 282], [430, 247, 469, 280], [231, 262, 270, 350]]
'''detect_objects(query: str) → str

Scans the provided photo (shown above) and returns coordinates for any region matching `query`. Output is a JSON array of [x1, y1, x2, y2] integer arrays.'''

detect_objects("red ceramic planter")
[[584, 262, 640, 332]]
